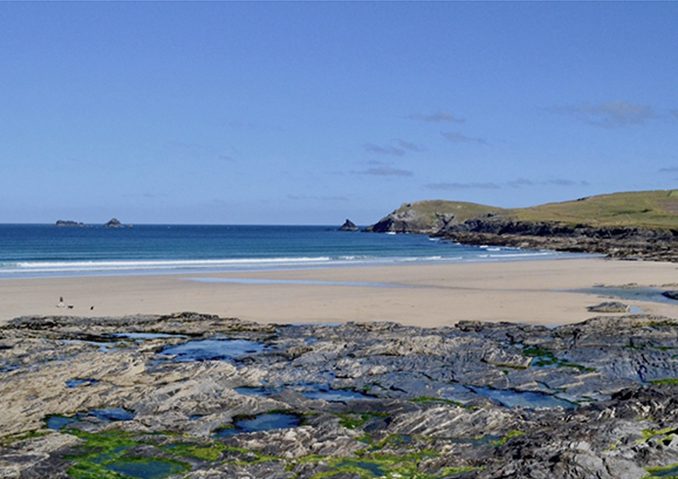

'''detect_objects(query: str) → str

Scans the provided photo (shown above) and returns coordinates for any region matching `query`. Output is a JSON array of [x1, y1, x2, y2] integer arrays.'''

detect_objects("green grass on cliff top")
[[394, 190, 678, 229]]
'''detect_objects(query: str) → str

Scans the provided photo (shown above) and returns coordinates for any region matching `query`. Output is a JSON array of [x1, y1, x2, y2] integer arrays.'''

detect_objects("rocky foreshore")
[[1, 311, 677, 478]]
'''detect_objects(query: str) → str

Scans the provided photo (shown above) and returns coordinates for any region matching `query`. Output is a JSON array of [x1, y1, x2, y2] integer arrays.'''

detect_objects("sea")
[[0, 224, 579, 279]]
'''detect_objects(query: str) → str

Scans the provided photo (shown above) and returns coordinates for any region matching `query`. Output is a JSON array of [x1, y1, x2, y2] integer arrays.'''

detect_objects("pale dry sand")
[[0, 258, 675, 327]]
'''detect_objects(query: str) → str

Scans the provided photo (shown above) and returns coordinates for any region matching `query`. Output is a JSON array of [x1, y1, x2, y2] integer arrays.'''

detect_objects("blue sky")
[[1, 2, 676, 224]]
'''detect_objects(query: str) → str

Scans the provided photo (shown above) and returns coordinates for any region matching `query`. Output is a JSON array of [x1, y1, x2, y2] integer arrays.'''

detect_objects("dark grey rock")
[[435, 219, 678, 262], [587, 301, 630, 313], [662, 290, 678, 301], [55, 220, 83, 227], [338, 219, 359, 232], [104, 218, 123, 228], [1, 312, 677, 478]]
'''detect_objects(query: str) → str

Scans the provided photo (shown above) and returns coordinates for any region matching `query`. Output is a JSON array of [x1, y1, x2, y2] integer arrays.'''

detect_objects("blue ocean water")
[[0, 224, 573, 278]]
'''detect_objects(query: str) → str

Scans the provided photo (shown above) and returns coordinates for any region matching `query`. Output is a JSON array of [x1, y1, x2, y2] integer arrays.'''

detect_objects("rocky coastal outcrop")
[[368, 193, 678, 261], [338, 219, 359, 232], [104, 218, 124, 228], [436, 218, 678, 262], [368, 203, 459, 234], [55, 220, 84, 227], [0, 311, 676, 478]]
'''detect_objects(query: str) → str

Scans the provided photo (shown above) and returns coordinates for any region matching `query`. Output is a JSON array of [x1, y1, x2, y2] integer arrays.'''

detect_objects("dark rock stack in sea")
[[55, 220, 84, 227], [338, 219, 359, 232], [104, 218, 124, 228]]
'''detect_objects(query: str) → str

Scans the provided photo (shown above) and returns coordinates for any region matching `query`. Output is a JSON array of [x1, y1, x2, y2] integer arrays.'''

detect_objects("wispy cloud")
[[363, 139, 425, 156], [353, 165, 414, 177], [425, 182, 500, 191], [441, 131, 489, 145], [659, 166, 678, 173], [548, 101, 658, 127], [547, 178, 589, 186], [395, 139, 426, 152], [408, 111, 465, 123], [507, 178, 589, 187], [363, 143, 405, 156], [287, 194, 348, 201], [426, 178, 589, 191], [506, 178, 534, 188], [122, 192, 168, 199]]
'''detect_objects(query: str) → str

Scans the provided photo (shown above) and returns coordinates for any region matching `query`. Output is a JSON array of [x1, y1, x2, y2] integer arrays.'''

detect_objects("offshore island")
[[0, 190, 677, 479]]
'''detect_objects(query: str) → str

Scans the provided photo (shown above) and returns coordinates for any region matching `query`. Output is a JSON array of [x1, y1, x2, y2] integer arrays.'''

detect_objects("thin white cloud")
[[353, 165, 414, 177], [287, 194, 348, 201], [425, 181, 500, 190], [408, 111, 465, 123], [548, 101, 658, 127], [363, 143, 406, 156], [441, 131, 489, 145], [363, 139, 425, 156], [426, 178, 589, 190]]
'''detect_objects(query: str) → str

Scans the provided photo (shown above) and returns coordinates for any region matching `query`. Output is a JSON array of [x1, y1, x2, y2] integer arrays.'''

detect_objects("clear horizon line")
[[0, 222, 367, 227]]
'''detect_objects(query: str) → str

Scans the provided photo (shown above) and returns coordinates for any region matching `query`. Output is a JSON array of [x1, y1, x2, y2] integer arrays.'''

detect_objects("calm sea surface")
[[0, 224, 579, 278]]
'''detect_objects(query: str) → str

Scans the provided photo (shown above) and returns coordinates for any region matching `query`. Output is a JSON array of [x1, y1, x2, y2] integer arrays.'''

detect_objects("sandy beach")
[[0, 258, 675, 326]]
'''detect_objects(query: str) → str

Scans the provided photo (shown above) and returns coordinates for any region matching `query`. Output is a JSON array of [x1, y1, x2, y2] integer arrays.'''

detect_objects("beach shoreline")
[[0, 258, 675, 326]]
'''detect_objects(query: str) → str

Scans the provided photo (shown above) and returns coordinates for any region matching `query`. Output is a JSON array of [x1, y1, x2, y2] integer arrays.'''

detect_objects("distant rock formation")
[[104, 218, 123, 228], [338, 219, 359, 232], [55, 220, 84, 227]]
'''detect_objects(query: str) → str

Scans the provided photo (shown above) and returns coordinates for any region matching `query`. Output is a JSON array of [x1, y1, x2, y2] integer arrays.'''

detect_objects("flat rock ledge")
[[0, 312, 676, 479], [587, 301, 631, 313]]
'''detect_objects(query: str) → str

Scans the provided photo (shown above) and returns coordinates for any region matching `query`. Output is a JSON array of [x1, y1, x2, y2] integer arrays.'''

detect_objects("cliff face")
[[437, 218, 678, 261], [367, 200, 502, 234], [368, 191, 678, 261], [368, 207, 451, 234]]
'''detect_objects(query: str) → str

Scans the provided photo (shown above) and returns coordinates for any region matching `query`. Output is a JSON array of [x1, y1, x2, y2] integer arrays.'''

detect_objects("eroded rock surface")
[[588, 301, 631, 313], [0, 312, 676, 478]]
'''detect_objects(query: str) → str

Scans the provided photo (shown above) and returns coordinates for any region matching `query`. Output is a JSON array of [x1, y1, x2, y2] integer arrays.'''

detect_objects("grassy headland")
[[368, 190, 677, 261], [373, 190, 677, 231]]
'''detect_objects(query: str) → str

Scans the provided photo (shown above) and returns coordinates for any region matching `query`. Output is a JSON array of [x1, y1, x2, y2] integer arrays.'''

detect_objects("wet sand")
[[0, 258, 675, 326]]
